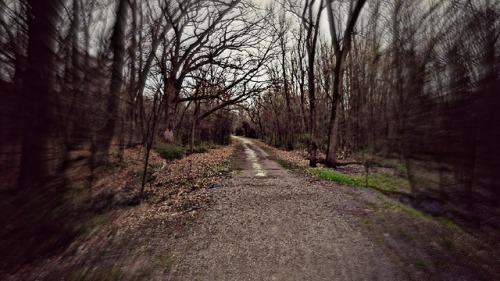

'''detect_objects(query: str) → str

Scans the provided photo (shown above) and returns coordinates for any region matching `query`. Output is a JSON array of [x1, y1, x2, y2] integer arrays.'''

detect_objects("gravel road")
[[168, 137, 404, 281]]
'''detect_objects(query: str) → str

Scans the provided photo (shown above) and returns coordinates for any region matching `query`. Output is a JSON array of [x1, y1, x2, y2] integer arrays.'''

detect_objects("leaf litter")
[[1, 142, 236, 280]]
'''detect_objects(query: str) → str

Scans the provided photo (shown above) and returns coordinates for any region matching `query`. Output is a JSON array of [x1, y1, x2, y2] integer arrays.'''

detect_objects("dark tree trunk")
[[18, 0, 62, 189], [325, 65, 342, 167], [93, 0, 128, 165]]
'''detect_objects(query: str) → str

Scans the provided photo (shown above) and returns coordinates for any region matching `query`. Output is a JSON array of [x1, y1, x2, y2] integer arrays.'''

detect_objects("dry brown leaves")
[[0, 142, 236, 280], [108, 142, 236, 231], [252, 140, 316, 169]]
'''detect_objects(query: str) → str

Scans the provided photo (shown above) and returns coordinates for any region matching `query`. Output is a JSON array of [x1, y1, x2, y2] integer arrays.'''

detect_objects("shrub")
[[155, 143, 186, 160], [192, 145, 208, 154]]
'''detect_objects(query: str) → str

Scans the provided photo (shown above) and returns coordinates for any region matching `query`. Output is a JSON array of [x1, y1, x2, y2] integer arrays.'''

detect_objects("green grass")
[[435, 216, 459, 228], [383, 200, 459, 228], [383, 200, 431, 220], [310, 168, 460, 228], [309, 168, 361, 185], [66, 268, 88, 281], [96, 266, 122, 281], [157, 254, 177, 273], [365, 200, 377, 207], [384, 200, 427, 218], [378, 158, 408, 174], [77, 213, 110, 237], [308, 168, 409, 192], [155, 143, 186, 160]]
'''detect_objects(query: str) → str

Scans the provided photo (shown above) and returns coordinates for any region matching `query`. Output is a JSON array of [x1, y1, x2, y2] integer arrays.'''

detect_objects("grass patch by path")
[[309, 168, 361, 185], [308, 168, 409, 192], [383, 200, 428, 218], [309, 168, 459, 227], [382, 200, 458, 228]]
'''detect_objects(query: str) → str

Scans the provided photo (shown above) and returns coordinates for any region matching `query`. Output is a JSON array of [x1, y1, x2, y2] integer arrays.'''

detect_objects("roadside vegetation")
[[248, 137, 500, 280], [254, 138, 498, 240]]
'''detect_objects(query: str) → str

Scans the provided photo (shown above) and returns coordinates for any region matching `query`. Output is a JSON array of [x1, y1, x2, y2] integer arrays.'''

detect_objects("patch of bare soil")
[[0, 143, 235, 280]]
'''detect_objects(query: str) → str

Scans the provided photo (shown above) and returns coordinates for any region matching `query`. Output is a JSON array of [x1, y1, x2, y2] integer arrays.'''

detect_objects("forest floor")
[[2, 137, 499, 280]]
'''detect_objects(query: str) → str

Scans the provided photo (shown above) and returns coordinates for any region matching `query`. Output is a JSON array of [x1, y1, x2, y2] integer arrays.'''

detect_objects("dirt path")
[[167, 136, 404, 280]]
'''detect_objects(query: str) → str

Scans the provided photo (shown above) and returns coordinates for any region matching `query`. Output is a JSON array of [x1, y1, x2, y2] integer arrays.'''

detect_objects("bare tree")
[[158, 0, 274, 143], [324, 0, 367, 167], [292, 0, 324, 167], [92, 0, 129, 165]]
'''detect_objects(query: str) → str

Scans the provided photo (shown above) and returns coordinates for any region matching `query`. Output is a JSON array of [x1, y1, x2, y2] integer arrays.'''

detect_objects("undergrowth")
[[155, 144, 186, 160]]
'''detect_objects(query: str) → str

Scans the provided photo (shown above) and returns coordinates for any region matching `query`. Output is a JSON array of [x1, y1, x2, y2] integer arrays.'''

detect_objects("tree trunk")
[[326, 64, 342, 167], [126, 0, 138, 147], [163, 78, 179, 143], [308, 70, 317, 167], [324, 0, 366, 167], [326, 98, 341, 167], [190, 102, 200, 153], [94, 0, 128, 165], [18, 0, 62, 189]]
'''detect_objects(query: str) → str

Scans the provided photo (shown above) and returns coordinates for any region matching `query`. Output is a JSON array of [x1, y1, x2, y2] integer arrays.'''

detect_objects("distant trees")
[[0, 0, 498, 202], [0, 0, 274, 190], [250, 0, 500, 200], [157, 0, 274, 144]]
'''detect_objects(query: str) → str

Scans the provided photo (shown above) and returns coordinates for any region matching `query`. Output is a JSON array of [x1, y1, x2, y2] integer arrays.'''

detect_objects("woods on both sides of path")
[[1, 137, 499, 280]]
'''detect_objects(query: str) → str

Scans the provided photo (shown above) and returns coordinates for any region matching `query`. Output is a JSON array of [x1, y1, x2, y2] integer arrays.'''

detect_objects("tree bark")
[[94, 0, 128, 165], [18, 0, 62, 189], [324, 0, 366, 167]]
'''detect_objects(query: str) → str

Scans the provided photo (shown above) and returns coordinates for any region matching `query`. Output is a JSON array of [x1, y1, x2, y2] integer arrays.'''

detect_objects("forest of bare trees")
[[0, 0, 277, 270], [0, 0, 276, 189], [0, 0, 499, 274], [246, 0, 500, 202]]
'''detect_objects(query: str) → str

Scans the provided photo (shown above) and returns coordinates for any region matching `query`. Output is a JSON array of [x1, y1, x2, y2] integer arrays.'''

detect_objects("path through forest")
[[168, 136, 404, 280], [3, 137, 496, 280]]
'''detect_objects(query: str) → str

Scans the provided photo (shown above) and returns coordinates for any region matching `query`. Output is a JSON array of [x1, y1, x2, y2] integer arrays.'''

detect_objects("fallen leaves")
[[252, 140, 311, 169], [2, 143, 238, 280]]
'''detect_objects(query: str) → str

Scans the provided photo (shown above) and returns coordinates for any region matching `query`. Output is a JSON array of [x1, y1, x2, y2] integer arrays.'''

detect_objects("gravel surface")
[[168, 137, 404, 281]]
